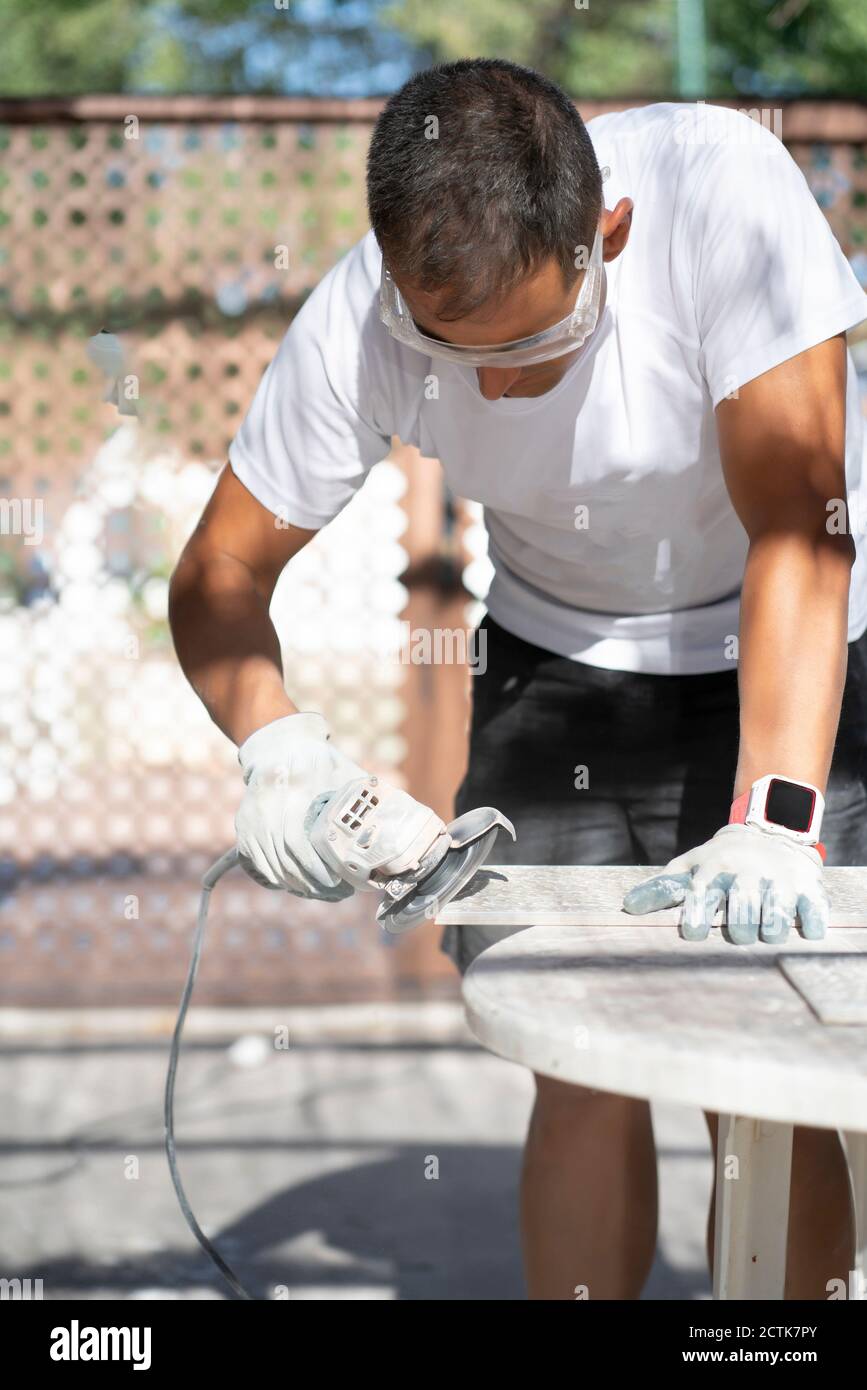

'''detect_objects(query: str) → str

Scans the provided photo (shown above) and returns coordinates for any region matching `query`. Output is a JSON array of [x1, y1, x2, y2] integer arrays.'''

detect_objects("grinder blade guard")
[[308, 775, 515, 934], [376, 806, 515, 934]]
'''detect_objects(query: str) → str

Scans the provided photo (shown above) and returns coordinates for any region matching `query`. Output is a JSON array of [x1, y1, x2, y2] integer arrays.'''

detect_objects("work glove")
[[235, 712, 368, 899], [621, 822, 829, 944]]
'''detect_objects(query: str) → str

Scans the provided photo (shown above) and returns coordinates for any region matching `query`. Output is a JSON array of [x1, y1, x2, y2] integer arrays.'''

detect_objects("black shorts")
[[440, 614, 867, 974]]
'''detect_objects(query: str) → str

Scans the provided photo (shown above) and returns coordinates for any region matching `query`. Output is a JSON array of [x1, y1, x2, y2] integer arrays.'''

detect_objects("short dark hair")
[[367, 58, 602, 321]]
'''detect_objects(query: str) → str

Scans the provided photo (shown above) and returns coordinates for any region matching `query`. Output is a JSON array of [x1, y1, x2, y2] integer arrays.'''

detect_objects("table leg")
[[843, 1131, 867, 1289], [712, 1114, 793, 1300]]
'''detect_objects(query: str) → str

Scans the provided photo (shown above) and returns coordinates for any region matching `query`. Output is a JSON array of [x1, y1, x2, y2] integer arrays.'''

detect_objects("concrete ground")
[[0, 1004, 713, 1300]]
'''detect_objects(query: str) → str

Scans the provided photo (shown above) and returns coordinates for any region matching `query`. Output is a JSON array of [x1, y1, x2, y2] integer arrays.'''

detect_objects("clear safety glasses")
[[378, 225, 605, 368]]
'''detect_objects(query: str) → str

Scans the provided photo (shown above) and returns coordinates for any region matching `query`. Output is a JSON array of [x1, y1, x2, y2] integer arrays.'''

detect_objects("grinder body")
[[308, 776, 515, 933]]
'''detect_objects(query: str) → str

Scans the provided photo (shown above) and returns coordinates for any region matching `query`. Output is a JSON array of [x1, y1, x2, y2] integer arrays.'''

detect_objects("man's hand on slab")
[[621, 823, 829, 943]]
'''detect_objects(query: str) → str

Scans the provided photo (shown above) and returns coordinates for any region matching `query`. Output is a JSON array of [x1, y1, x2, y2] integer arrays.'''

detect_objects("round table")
[[441, 865, 867, 1300]]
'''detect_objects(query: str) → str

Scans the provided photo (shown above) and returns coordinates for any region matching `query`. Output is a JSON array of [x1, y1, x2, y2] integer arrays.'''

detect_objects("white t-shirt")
[[229, 102, 867, 674]]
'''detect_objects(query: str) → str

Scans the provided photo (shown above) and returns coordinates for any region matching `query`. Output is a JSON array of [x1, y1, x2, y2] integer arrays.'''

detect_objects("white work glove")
[[235, 712, 368, 899], [621, 822, 829, 944]]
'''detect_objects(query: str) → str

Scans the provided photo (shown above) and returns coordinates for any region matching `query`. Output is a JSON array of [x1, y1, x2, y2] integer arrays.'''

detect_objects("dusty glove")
[[621, 822, 829, 944], [235, 712, 367, 899]]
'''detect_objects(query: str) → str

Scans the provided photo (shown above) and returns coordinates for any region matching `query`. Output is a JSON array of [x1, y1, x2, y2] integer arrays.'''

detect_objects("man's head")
[[367, 58, 631, 399]]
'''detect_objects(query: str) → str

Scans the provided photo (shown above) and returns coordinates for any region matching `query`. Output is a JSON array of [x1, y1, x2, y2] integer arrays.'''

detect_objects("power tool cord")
[[163, 846, 258, 1301]]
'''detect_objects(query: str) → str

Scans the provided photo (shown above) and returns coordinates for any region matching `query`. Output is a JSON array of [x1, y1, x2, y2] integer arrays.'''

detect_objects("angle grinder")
[[307, 775, 515, 931], [165, 777, 515, 1299]]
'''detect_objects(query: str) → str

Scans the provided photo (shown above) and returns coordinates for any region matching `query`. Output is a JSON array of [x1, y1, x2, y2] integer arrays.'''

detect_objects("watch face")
[[764, 778, 815, 833]]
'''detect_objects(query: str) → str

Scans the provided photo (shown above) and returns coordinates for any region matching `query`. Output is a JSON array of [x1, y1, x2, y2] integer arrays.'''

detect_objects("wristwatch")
[[729, 774, 826, 862]]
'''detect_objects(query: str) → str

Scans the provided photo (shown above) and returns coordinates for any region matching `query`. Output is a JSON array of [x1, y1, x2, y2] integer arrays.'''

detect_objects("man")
[[169, 59, 867, 1299]]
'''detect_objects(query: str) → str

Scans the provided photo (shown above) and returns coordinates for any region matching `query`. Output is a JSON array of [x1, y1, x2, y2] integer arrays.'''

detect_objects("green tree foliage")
[[385, 0, 677, 98], [0, 0, 385, 96], [710, 0, 867, 96], [0, 0, 155, 94], [388, 0, 867, 97], [0, 0, 864, 97]]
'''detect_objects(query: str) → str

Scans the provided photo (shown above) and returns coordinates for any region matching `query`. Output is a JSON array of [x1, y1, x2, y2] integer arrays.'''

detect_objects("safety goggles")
[[378, 224, 605, 368]]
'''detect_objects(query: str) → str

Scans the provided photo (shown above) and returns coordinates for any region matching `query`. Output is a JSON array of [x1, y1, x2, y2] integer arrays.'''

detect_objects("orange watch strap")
[[728, 790, 750, 824]]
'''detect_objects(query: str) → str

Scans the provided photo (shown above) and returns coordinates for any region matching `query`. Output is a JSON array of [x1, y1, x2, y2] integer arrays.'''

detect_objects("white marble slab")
[[439, 864, 867, 928]]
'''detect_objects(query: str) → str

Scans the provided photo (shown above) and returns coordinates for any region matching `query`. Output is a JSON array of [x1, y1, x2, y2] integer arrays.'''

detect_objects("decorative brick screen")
[[0, 97, 865, 1006]]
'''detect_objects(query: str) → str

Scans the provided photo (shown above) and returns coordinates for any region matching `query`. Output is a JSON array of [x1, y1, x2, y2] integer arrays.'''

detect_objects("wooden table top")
[[443, 866, 867, 1129]]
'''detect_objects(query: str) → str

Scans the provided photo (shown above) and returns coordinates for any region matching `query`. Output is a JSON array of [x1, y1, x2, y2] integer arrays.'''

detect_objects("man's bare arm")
[[168, 463, 317, 747], [717, 333, 856, 798]]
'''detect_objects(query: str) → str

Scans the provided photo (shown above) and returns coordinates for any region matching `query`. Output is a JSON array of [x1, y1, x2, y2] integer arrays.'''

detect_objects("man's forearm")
[[734, 528, 855, 798], [168, 546, 298, 748]]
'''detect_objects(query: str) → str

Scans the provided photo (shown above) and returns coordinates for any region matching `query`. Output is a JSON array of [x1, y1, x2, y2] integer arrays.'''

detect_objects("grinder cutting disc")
[[376, 807, 515, 935]]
